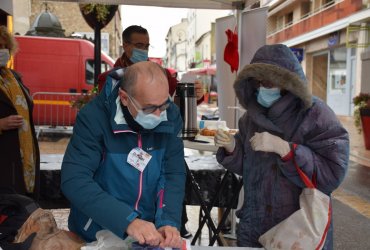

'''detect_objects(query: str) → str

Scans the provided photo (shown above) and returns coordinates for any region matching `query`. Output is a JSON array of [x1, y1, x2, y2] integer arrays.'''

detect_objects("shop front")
[[311, 46, 355, 115]]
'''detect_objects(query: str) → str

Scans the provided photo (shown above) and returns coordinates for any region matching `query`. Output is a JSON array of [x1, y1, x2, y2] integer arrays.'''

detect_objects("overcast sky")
[[120, 5, 188, 58]]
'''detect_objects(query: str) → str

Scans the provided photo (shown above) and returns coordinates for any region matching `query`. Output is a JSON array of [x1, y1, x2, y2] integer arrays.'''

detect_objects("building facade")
[[165, 18, 188, 72], [266, 0, 370, 115], [5, 0, 122, 59], [165, 8, 231, 72], [164, 0, 369, 116]]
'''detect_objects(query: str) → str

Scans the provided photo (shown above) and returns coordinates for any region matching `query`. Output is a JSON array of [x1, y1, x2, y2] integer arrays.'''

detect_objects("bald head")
[[121, 61, 168, 97], [119, 61, 170, 118]]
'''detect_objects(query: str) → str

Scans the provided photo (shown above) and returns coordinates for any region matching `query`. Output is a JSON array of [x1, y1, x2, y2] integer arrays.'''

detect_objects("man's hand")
[[126, 219, 164, 246], [194, 80, 204, 101], [249, 132, 290, 158], [214, 129, 235, 153], [158, 226, 182, 249], [0, 115, 23, 131]]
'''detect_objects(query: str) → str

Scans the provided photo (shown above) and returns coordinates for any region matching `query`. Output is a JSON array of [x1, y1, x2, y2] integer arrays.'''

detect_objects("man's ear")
[[119, 88, 129, 106], [122, 41, 129, 52]]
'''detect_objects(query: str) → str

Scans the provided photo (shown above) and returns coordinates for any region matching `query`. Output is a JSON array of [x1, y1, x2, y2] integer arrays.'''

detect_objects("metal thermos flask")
[[174, 82, 198, 139]]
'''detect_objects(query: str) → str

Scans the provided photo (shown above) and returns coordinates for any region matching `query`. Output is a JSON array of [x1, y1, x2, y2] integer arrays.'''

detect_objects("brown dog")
[[15, 208, 84, 250]]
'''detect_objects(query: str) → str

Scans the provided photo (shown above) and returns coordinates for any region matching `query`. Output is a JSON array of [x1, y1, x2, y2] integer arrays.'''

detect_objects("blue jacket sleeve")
[[155, 105, 186, 229], [61, 106, 137, 239], [278, 102, 350, 195]]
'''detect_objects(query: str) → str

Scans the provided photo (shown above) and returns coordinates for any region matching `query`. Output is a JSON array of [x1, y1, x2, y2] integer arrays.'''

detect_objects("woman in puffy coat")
[[215, 44, 349, 249]]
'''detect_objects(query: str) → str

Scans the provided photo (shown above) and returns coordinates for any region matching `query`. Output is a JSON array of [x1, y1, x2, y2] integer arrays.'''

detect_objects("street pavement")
[[333, 197, 370, 250], [332, 161, 370, 249], [331, 115, 370, 249]]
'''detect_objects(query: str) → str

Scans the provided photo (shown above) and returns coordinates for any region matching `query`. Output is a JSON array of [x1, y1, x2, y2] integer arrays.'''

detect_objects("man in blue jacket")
[[61, 61, 186, 248]]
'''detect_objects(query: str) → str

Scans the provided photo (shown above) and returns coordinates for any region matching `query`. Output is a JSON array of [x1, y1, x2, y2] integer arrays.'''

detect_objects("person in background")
[[214, 44, 349, 249], [97, 25, 204, 104], [0, 26, 40, 199], [61, 61, 185, 247]]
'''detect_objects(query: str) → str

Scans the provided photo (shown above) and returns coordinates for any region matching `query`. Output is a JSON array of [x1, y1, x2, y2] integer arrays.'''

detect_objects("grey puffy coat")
[[216, 44, 349, 249]]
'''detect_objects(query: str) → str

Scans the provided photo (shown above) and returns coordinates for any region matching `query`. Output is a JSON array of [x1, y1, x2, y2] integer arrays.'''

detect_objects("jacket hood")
[[234, 44, 312, 110]]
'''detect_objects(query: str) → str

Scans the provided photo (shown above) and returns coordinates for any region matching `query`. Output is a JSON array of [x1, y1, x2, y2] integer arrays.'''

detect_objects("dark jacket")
[[216, 44, 349, 249], [0, 70, 40, 199], [97, 53, 178, 96], [61, 71, 186, 242]]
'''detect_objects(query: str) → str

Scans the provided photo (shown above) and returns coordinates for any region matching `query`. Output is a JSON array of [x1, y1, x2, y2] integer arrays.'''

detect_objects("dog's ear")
[[15, 208, 59, 242]]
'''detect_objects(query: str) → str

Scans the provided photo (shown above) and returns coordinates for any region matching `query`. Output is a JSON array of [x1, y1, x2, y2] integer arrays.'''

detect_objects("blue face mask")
[[134, 110, 167, 129], [130, 48, 149, 63], [257, 87, 281, 108]]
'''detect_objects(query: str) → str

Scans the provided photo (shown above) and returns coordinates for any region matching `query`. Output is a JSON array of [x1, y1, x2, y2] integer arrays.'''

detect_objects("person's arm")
[[195, 80, 204, 105], [216, 115, 248, 176], [166, 71, 178, 97], [278, 103, 349, 195], [61, 106, 138, 238], [155, 104, 186, 230]]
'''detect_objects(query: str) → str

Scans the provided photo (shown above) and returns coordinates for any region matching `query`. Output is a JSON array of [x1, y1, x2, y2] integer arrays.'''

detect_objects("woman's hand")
[[249, 132, 290, 158], [214, 129, 236, 153], [0, 115, 23, 131]]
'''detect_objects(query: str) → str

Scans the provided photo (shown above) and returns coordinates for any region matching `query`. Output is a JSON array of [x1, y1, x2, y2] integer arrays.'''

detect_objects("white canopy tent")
[[46, 0, 246, 10]]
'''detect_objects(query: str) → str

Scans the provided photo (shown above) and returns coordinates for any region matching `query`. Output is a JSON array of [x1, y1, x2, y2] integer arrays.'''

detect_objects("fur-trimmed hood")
[[234, 44, 312, 110]]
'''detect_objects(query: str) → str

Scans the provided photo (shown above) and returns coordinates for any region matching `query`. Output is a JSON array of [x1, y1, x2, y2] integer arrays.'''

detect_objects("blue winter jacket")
[[61, 73, 186, 242], [217, 44, 349, 249]]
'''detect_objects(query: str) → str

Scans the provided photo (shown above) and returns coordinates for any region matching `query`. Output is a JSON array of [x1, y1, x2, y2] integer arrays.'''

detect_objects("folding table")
[[183, 138, 243, 246]]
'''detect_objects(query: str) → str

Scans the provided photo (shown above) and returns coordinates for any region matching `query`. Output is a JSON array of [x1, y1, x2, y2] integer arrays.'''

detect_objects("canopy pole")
[[94, 25, 101, 86]]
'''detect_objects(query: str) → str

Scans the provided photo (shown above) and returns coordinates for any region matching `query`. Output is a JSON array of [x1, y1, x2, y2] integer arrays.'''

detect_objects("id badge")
[[127, 147, 152, 172]]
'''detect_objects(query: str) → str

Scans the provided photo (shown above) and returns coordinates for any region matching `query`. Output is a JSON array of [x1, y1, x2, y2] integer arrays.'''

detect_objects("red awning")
[[187, 65, 216, 76], [166, 67, 177, 75]]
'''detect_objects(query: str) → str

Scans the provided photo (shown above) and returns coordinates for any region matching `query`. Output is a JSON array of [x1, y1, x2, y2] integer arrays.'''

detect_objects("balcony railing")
[[268, 0, 343, 36]]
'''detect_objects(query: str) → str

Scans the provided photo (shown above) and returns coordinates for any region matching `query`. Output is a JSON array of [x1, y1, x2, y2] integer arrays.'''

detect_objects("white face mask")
[[0, 49, 10, 67], [126, 94, 169, 130], [134, 109, 167, 129]]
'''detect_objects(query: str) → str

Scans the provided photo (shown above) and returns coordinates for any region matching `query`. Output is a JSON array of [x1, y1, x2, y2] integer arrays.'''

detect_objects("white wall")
[[165, 19, 188, 71], [187, 9, 231, 67], [12, 0, 31, 35], [197, 32, 211, 63]]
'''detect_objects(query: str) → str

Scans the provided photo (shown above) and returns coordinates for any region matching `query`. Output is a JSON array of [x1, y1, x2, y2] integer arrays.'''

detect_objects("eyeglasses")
[[128, 42, 150, 50], [257, 79, 275, 89], [128, 94, 171, 114]]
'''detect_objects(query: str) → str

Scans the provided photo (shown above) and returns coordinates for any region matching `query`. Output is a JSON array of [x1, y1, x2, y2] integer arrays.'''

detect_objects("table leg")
[[191, 171, 232, 245], [184, 160, 224, 246], [209, 178, 243, 245]]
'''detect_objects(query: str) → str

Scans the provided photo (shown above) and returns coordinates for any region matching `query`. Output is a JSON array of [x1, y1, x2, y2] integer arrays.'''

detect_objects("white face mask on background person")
[[0, 49, 10, 67], [130, 48, 149, 63]]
